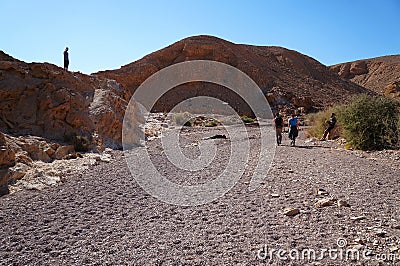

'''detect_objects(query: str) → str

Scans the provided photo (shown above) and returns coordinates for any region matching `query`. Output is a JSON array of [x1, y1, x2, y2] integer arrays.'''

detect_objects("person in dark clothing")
[[273, 113, 283, 145], [63, 47, 69, 71], [320, 113, 337, 141], [288, 113, 299, 146]]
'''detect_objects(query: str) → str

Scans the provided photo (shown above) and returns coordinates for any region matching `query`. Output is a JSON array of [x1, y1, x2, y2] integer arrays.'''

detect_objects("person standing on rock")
[[320, 113, 337, 141], [273, 112, 283, 145], [63, 47, 69, 71], [288, 113, 299, 146]]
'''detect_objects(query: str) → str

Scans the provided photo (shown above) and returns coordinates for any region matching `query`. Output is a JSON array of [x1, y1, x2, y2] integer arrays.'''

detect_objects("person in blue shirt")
[[288, 113, 299, 146]]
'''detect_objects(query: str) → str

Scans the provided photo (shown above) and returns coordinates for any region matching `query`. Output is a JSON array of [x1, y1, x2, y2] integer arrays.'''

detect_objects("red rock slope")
[[0, 51, 141, 149], [330, 55, 400, 101], [97, 35, 369, 114]]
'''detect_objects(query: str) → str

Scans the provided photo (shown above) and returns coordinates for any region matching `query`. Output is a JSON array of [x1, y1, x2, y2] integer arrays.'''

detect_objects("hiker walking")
[[288, 113, 299, 146], [63, 47, 69, 71], [320, 113, 337, 141], [273, 112, 284, 145]]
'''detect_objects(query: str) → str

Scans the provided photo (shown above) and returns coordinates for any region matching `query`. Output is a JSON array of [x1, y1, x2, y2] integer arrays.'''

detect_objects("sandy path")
[[1, 126, 399, 265]]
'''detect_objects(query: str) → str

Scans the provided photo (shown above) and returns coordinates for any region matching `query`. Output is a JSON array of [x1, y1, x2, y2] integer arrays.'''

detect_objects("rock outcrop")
[[0, 51, 143, 149], [384, 81, 400, 100], [0, 51, 144, 195], [97, 35, 369, 114], [330, 55, 400, 102]]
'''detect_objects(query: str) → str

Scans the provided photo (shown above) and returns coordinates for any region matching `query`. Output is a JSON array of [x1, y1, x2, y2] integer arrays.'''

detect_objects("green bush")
[[205, 119, 218, 127], [172, 112, 192, 126], [339, 95, 399, 150], [73, 135, 90, 152], [241, 115, 254, 123], [64, 134, 90, 152], [308, 95, 399, 150], [307, 108, 340, 139]]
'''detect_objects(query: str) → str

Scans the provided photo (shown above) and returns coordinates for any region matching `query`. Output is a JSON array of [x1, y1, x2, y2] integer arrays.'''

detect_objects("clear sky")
[[1, 0, 399, 74]]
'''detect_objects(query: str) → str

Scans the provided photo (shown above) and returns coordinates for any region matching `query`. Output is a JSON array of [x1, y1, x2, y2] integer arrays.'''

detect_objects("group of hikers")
[[62, 46, 338, 146], [273, 112, 337, 146]]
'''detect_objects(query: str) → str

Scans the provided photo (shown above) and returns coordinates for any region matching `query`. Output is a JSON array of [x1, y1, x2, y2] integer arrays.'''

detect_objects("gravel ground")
[[0, 125, 399, 265]]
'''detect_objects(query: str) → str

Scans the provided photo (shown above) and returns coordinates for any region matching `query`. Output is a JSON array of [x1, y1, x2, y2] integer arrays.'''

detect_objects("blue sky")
[[1, 0, 399, 74]]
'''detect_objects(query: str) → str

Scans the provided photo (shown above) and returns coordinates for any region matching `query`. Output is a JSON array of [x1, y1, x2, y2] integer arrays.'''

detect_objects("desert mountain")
[[330, 55, 400, 101], [97, 35, 369, 115]]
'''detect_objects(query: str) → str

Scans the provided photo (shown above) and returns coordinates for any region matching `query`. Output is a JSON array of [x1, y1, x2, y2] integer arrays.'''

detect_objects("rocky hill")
[[0, 51, 142, 149], [330, 55, 400, 101], [97, 35, 369, 115]]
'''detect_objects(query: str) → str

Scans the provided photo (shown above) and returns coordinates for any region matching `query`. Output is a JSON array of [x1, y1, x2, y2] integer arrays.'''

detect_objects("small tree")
[[339, 95, 399, 150]]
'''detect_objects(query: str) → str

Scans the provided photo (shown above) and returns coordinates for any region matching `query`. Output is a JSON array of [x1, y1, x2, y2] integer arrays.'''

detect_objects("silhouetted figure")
[[63, 47, 69, 71], [320, 113, 337, 141], [273, 112, 283, 145]]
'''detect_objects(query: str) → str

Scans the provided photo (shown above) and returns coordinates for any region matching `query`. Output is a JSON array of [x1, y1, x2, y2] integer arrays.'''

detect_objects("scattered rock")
[[44, 147, 55, 157], [8, 163, 30, 181], [0, 145, 15, 167], [351, 216, 366, 221], [315, 198, 336, 208], [315, 188, 329, 196], [305, 137, 318, 143], [282, 208, 300, 217], [208, 134, 227, 139], [337, 199, 350, 207], [54, 145, 75, 160], [354, 238, 365, 245], [351, 244, 365, 250], [15, 152, 33, 166], [0, 162, 30, 195], [63, 153, 79, 160], [95, 154, 112, 163], [36, 149, 52, 163], [392, 224, 400, 230], [374, 228, 387, 237]]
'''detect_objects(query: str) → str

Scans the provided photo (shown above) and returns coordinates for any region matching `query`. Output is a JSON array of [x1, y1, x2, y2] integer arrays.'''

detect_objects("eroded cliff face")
[[0, 51, 142, 149], [0, 51, 144, 195], [330, 55, 400, 102], [97, 35, 369, 115]]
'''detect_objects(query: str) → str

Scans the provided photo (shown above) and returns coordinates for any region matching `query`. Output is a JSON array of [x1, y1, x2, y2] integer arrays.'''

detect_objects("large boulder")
[[54, 145, 75, 160], [0, 146, 15, 168], [384, 81, 400, 101], [0, 132, 15, 168]]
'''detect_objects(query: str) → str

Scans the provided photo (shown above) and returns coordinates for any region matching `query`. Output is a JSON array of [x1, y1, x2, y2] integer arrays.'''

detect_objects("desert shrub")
[[241, 115, 254, 123], [172, 112, 192, 126], [64, 134, 90, 152], [339, 95, 399, 150], [73, 135, 90, 152], [307, 95, 399, 150], [307, 106, 344, 139], [205, 119, 218, 127]]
